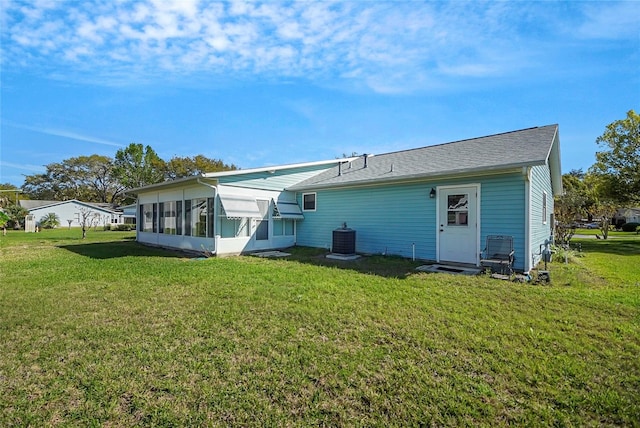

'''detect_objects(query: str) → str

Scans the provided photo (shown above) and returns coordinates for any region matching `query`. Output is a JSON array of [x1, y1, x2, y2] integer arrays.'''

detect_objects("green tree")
[[4, 204, 29, 230], [113, 144, 166, 193], [554, 172, 591, 245], [22, 155, 121, 203], [589, 110, 640, 204], [64, 155, 122, 203], [0, 183, 21, 208], [166, 155, 237, 180], [583, 174, 618, 239], [39, 212, 61, 229], [0, 211, 9, 232]]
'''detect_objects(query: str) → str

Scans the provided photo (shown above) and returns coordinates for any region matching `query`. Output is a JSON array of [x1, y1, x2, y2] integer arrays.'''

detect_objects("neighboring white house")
[[614, 208, 640, 225], [19, 199, 124, 228], [119, 203, 138, 225]]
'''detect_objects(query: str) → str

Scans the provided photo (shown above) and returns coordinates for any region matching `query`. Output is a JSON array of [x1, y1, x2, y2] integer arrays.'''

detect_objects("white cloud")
[[0, 161, 46, 173], [577, 2, 640, 40], [1, 1, 634, 93], [7, 123, 125, 147]]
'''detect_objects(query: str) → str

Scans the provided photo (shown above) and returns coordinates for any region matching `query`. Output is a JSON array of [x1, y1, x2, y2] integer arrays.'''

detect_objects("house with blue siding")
[[131, 125, 561, 273]]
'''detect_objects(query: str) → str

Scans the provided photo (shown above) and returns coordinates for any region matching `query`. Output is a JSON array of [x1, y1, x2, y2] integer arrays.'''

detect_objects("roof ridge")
[[372, 124, 557, 158]]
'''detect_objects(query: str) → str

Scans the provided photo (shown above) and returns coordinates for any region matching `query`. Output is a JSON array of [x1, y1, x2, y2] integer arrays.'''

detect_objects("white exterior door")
[[252, 199, 271, 250], [437, 185, 479, 265]]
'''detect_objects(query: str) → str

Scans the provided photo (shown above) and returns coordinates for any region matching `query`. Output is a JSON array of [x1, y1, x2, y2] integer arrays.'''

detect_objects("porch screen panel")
[[207, 198, 214, 238], [140, 203, 155, 233], [176, 201, 182, 235], [255, 199, 269, 241], [192, 198, 207, 237], [184, 199, 191, 236]]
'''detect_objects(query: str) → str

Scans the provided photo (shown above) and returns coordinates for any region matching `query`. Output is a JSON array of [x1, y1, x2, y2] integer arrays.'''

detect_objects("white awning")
[[219, 194, 261, 218], [273, 199, 304, 220]]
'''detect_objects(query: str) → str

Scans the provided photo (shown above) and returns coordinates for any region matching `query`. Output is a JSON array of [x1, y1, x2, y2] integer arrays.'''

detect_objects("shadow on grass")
[[59, 240, 190, 260], [573, 237, 640, 256], [275, 246, 428, 279]]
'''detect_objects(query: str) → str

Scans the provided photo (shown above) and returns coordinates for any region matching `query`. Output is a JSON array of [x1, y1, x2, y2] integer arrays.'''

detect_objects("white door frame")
[[435, 183, 481, 266]]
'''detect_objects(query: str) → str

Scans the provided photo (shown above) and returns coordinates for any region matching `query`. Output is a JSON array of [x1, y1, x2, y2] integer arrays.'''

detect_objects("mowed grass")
[[0, 230, 638, 426]]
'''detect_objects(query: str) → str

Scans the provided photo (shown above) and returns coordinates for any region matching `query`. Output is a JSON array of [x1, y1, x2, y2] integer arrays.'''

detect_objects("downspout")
[[197, 178, 218, 254], [523, 167, 532, 273]]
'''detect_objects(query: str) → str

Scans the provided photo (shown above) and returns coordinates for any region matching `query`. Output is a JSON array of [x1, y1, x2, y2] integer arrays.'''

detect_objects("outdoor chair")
[[480, 235, 515, 274]]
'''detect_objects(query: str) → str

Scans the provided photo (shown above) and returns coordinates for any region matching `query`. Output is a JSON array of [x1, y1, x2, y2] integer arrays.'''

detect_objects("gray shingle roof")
[[19, 199, 121, 213], [288, 125, 559, 191]]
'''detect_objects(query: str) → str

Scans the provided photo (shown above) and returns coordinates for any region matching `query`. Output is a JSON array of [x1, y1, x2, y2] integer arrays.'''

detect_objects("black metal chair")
[[480, 235, 515, 274]]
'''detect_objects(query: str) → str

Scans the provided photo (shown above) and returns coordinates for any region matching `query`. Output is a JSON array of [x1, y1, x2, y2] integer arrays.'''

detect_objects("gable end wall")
[[529, 164, 554, 269]]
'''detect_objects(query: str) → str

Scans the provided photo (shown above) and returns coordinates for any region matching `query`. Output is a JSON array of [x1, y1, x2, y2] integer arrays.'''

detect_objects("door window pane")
[[447, 194, 469, 226]]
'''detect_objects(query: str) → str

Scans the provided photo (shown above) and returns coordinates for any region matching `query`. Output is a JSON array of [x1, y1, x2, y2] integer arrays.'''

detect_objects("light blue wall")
[[296, 182, 436, 259], [529, 164, 554, 268], [296, 172, 530, 269], [218, 165, 334, 191], [478, 172, 527, 271]]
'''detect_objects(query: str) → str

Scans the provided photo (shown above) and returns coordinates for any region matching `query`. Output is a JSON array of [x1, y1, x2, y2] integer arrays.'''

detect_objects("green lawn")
[[1, 229, 638, 426]]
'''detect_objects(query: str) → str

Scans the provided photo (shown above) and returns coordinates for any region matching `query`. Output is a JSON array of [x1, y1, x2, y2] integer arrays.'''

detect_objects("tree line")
[[14, 143, 237, 206], [555, 109, 639, 241]]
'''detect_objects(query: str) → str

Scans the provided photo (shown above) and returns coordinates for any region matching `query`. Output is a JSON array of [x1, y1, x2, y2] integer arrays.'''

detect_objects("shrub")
[[620, 222, 640, 232], [115, 224, 134, 231], [551, 244, 584, 264], [39, 212, 60, 229]]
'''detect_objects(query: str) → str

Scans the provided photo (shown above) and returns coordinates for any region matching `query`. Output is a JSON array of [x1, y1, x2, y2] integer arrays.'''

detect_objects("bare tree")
[[77, 207, 100, 239]]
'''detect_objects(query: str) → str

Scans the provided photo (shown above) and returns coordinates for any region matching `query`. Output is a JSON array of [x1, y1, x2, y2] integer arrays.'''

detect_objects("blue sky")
[[1, 0, 638, 187]]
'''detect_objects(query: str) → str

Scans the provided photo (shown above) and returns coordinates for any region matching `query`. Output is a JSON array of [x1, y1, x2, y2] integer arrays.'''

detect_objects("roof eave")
[[547, 126, 563, 196], [127, 176, 209, 194]]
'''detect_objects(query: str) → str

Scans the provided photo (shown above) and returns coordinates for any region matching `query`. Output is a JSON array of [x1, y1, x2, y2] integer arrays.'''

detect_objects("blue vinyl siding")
[[218, 165, 333, 191], [479, 173, 527, 271], [296, 182, 436, 260], [297, 172, 529, 268], [529, 164, 554, 268]]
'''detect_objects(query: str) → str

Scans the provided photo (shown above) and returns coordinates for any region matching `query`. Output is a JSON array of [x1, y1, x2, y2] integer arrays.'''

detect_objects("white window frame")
[[542, 191, 548, 225], [302, 192, 316, 212]]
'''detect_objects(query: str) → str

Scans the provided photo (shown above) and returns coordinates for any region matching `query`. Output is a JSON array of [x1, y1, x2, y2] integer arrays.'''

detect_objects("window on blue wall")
[[273, 218, 294, 236], [542, 192, 547, 224], [302, 193, 316, 211]]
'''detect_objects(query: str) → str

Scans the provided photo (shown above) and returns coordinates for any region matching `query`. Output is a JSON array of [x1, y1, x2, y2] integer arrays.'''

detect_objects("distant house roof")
[[19, 200, 60, 210], [19, 199, 121, 214], [288, 125, 562, 194]]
